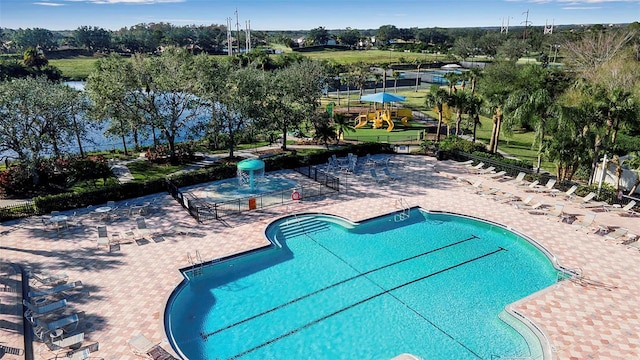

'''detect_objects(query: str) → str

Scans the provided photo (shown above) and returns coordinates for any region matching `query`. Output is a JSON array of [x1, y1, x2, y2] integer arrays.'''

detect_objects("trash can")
[[248, 198, 257, 210]]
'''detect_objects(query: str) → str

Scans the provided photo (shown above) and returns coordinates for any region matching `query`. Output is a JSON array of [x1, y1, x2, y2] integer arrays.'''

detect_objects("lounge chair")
[[472, 166, 495, 175], [464, 179, 484, 192], [128, 334, 178, 360], [546, 203, 565, 219], [28, 281, 83, 299], [45, 331, 85, 351], [552, 185, 578, 199], [607, 200, 638, 216], [570, 192, 596, 205], [33, 313, 79, 339], [605, 227, 628, 242], [23, 298, 67, 318], [97, 226, 109, 250], [521, 180, 540, 191], [572, 212, 597, 231], [382, 167, 399, 181], [28, 271, 69, 287], [486, 170, 507, 179], [60, 342, 100, 360], [0, 344, 24, 356], [535, 178, 556, 193], [459, 160, 474, 166], [511, 195, 534, 208], [135, 217, 152, 240], [466, 162, 485, 173], [507, 172, 526, 185], [369, 168, 386, 184]]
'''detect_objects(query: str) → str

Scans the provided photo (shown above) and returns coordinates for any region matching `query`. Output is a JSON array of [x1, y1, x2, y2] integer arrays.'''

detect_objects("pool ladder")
[[394, 198, 410, 222], [187, 250, 204, 277]]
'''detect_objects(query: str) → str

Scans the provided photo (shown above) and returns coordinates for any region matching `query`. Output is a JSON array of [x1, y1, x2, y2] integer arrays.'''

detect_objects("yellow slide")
[[382, 110, 394, 132], [354, 115, 368, 129], [401, 117, 409, 126]]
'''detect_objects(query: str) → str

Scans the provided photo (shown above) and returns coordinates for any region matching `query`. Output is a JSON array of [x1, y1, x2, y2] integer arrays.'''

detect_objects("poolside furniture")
[[382, 167, 399, 181], [28, 270, 68, 287], [607, 200, 638, 216], [172, 225, 197, 236], [464, 179, 484, 192], [33, 313, 80, 339], [552, 185, 578, 199], [493, 192, 516, 203], [60, 342, 100, 360], [45, 331, 85, 351], [369, 168, 386, 184], [520, 180, 540, 191], [459, 160, 474, 166], [466, 162, 484, 173], [0, 344, 24, 356], [128, 334, 178, 360], [535, 178, 556, 193], [97, 226, 110, 250], [572, 212, 597, 231], [486, 170, 507, 179], [507, 172, 526, 185], [570, 192, 596, 205], [546, 203, 565, 220], [28, 281, 83, 299], [605, 227, 628, 242], [23, 298, 67, 318]]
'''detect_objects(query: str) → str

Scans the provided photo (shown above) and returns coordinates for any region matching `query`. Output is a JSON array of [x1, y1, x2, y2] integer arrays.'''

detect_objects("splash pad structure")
[[237, 159, 265, 191]]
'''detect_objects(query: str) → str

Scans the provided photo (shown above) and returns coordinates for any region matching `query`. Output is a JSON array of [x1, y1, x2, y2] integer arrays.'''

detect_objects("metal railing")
[[0, 201, 36, 221], [294, 165, 340, 192]]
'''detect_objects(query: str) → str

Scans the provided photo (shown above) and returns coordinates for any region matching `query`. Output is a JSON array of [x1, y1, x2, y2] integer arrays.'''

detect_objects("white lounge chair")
[[605, 227, 628, 242], [128, 334, 177, 359], [521, 180, 540, 191], [33, 313, 79, 339], [508, 172, 526, 185], [45, 331, 85, 351], [28, 271, 68, 287], [572, 212, 597, 231], [535, 178, 556, 193], [382, 167, 399, 181], [369, 168, 387, 184], [23, 298, 67, 318], [553, 185, 578, 199], [466, 162, 485, 173], [28, 281, 83, 299], [607, 200, 638, 216]]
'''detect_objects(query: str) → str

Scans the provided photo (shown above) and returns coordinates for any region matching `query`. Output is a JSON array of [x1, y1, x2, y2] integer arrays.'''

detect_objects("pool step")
[[280, 216, 329, 238]]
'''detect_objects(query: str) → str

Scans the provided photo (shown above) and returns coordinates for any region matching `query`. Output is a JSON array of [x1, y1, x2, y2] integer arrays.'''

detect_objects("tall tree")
[[425, 85, 449, 143]]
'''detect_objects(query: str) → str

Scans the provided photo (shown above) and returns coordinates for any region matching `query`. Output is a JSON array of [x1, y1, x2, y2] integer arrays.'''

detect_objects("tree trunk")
[[415, 65, 421, 92], [72, 115, 85, 157], [493, 113, 502, 153], [472, 114, 479, 142], [281, 124, 288, 151], [435, 109, 443, 143], [382, 71, 387, 93], [488, 115, 498, 152], [455, 110, 462, 136]]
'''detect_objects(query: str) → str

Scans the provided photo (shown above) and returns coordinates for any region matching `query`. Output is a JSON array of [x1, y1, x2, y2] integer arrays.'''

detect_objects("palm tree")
[[333, 113, 355, 144], [372, 73, 382, 93], [313, 121, 337, 148], [414, 60, 422, 92], [425, 84, 449, 142], [380, 63, 390, 93], [443, 72, 460, 95], [466, 95, 483, 142], [392, 70, 401, 93]]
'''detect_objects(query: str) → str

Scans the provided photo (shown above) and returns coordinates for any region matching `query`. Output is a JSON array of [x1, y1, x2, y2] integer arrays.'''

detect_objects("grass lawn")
[[301, 49, 442, 65], [49, 57, 98, 80], [126, 160, 183, 181]]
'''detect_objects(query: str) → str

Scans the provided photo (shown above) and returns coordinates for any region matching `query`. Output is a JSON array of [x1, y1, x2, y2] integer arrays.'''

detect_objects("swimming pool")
[[166, 208, 563, 359]]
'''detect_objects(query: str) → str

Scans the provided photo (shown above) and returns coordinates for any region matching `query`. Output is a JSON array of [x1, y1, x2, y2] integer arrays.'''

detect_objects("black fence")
[[165, 167, 340, 223], [0, 201, 36, 221]]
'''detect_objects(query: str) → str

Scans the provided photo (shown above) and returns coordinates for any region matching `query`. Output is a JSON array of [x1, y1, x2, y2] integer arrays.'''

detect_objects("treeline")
[[2, 21, 639, 60]]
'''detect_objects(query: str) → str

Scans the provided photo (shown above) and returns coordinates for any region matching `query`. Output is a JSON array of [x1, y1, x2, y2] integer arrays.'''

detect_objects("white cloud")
[[34, 1, 65, 6]]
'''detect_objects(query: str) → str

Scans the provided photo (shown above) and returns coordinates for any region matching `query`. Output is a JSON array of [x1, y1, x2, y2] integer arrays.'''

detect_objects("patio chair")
[[128, 334, 178, 360], [486, 170, 507, 179], [570, 191, 596, 205], [23, 298, 67, 318], [97, 226, 109, 250], [507, 172, 526, 185], [546, 203, 565, 219], [464, 179, 484, 192], [33, 313, 79, 339], [535, 178, 557, 193], [466, 162, 485, 173], [459, 159, 474, 166], [369, 168, 386, 184], [28, 281, 83, 299], [382, 167, 399, 181], [607, 200, 638, 216], [135, 217, 153, 241], [28, 270, 68, 287], [511, 195, 534, 208], [521, 180, 540, 191], [45, 331, 85, 351], [552, 185, 578, 199], [60, 342, 100, 360], [605, 227, 628, 242], [572, 212, 597, 231]]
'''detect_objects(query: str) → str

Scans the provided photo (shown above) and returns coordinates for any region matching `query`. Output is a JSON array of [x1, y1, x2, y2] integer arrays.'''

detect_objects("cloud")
[[562, 6, 603, 9], [34, 1, 65, 5]]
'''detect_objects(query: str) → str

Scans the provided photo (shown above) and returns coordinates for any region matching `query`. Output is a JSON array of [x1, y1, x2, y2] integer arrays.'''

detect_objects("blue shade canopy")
[[237, 159, 265, 171], [360, 92, 406, 103]]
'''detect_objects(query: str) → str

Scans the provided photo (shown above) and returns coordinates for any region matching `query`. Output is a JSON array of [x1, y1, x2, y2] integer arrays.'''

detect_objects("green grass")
[[126, 160, 183, 181], [49, 57, 98, 80], [301, 49, 441, 65]]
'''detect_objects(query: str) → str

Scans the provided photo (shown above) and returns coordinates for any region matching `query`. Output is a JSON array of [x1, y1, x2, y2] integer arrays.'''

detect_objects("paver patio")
[[1, 155, 639, 359]]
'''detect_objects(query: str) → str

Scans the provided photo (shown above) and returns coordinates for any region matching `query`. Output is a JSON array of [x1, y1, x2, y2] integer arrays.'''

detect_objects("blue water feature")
[[166, 209, 561, 359]]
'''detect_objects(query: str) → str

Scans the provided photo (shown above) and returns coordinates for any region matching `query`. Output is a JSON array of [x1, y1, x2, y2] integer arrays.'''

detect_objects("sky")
[[1, 0, 639, 31]]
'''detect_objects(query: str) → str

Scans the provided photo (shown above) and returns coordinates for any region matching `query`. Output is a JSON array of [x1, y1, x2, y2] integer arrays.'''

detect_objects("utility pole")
[[235, 8, 241, 54], [245, 20, 251, 52], [500, 17, 510, 34], [544, 19, 554, 35], [521, 9, 532, 41], [226, 17, 233, 56]]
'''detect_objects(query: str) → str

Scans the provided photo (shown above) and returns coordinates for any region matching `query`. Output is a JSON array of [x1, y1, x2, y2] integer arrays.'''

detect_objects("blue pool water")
[[166, 209, 561, 359]]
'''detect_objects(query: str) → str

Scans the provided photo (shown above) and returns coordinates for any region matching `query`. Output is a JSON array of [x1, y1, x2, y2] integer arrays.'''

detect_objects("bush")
[[438, 136, 487, 154]]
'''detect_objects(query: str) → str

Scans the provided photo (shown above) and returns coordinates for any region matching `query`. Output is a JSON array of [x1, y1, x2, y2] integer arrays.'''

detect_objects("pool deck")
[[1, 155, 639, 360]]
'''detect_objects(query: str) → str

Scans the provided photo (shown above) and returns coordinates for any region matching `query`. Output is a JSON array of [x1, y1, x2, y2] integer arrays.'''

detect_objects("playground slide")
[[401, 117, 409, 126], [373, 118, 383, 129], [354, 115, 368, 129], [382, 112, 394, 132]]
